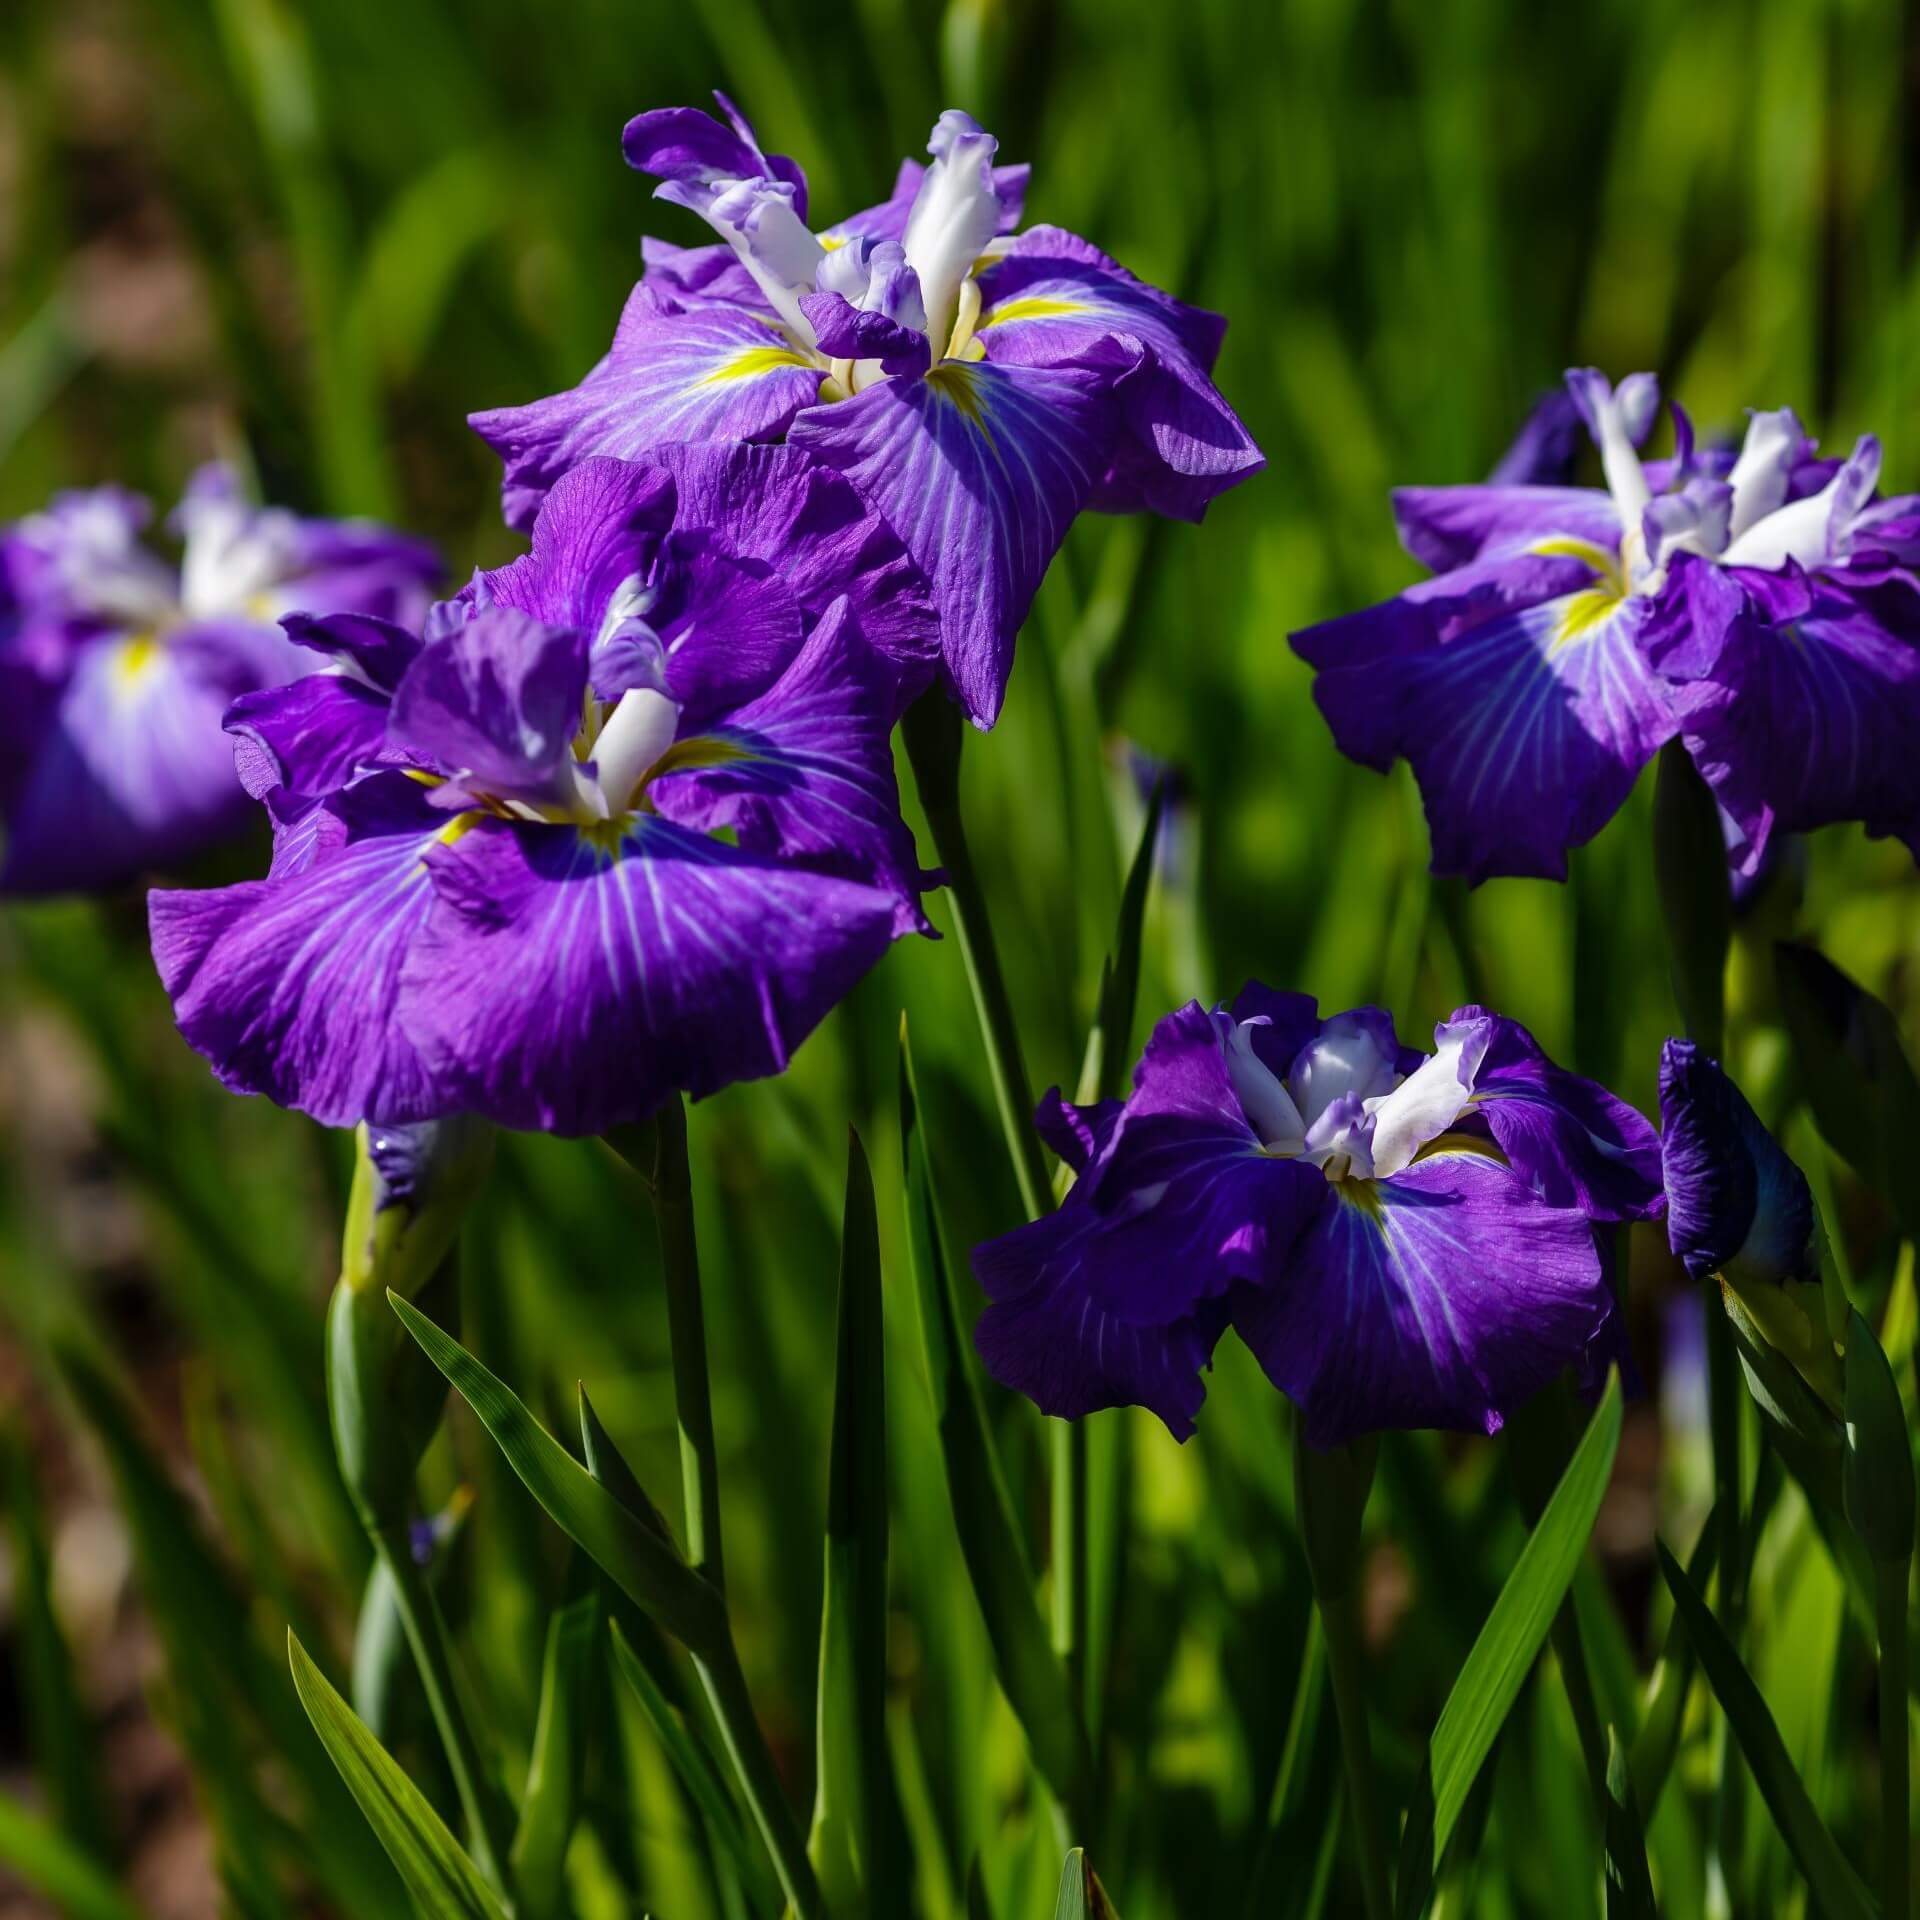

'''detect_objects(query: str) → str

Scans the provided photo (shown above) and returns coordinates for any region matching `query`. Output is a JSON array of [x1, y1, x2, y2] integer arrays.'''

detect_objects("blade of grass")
[[0, 1790, 144, 1920]]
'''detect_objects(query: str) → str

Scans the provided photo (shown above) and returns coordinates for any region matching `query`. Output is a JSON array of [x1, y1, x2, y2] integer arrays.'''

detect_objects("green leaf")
[[1602, 1728, 1656, 1918], [1843, 1305, 1917, 1564], [1426, 1370, 1622, 1864], [898, 1019, 1091, 1813], [606, 1619, 779, 1916], [510, 1582, 603, 1920], [0, 1789, 144, 1920], [1654, 1538, 1875, 1920], [287, 1632, 508, 1920], [1652, 739, 1731, 1056], [1053, 1846, 1119, 1919], [1776, 942, 1920, 1239], [1628, 1500, 1719, 1813], [808, 1129, 910, 1914], [387, 1291, 727, 1656], [1070, 782, 1166, 1112]]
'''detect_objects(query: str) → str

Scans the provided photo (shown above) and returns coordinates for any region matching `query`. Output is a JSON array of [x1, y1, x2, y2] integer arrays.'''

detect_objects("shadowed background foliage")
[[0, 0, 1916, 1914]]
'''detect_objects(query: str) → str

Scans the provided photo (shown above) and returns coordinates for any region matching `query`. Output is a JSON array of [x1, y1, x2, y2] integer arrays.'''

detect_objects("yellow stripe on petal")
[[1552, 584, 1628, 649], [695, 344, 818, 388], [923, 361, 990, 425], [1532, 534, 1628, 596], [113, 633, 162, 685], [977, 295, 1090, 328]]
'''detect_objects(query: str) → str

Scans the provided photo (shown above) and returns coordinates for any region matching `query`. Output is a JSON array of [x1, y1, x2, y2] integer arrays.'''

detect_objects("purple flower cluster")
[[95, 100, 1252, 1137], [1, 468, 435, 895], [972, 987, 1661, 1446], [1293, 370, 1920, 882]]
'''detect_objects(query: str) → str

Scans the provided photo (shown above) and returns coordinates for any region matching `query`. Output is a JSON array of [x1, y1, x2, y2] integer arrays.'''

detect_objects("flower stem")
[[1879, 1554, 1912, 1920], [900, 692, 1053, 1223], [367, 1520, 516, 1898], [631, 1099, 826, 1920], [1295, 1430, 1390, 1920], [1705, 1298, 1748, 1914]]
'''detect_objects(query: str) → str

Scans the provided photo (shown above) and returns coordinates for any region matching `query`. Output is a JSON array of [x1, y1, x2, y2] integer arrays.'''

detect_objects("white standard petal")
[[589, 686, 682, 811], [1368, 1015, 1494, 1177], [180, 495, 305, 618], [1225, 1019, 1308, 1151], [1567, 368, 1652, 533], [1725, 406, 1808, 539], [901, 110, 1004, 358], [1288, 1011, 1400, 1127], [1720, 435, 1883, 571], [707, 177, 827, 346]]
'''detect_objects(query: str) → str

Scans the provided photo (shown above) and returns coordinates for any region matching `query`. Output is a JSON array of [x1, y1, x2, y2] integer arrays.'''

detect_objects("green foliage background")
[[0, 0, 1916, 1913]]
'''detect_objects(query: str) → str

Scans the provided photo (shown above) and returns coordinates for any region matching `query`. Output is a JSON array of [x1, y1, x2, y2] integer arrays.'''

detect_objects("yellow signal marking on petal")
[[695, 344, 816, 387], [402, 768, 447, 787], [1552, 584, 1627, 649], [646, 734, 756, 780], [923, 361, 990, 425], [817, 231, 849, 250], [1532, 534, 1628, 596], [576, 816, 630, 859], [977, 295, 1089, 328], [434, 810, 482, 848], [1333, 1178, 1386, 1222], [113, 633, 162, 684]]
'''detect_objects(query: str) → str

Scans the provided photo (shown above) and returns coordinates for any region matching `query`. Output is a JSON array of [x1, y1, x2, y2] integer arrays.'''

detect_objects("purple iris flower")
[[150, 442, 936, 1135], [0, 468, 436, 896], [469, 96, 1263, 727], [972, 986, 1662, 1446], [1292, 370, 1920, 882]]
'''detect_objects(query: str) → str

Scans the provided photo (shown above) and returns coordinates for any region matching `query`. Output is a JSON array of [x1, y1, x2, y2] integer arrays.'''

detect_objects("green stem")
[[900, 693, 1053, 1224], [1051, 1415, 1088, 1716], [636, 1101, 827, 1920], [1879, 1555, 1912, 1920], [1705, 1300, 1747, 1911], [1295, 1433, 1390, 1920], [647, 1096, 725, 1590], [369, 1524, 515, 1898]]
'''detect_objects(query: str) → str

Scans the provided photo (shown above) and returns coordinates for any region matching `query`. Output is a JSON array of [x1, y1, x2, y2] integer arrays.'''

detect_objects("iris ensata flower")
[[1293, 371, 1920, 881], [0, 468, 436, 895], [470, 97, 1262, 726], [972, 986, 1661, 1445], [151, 442, 936, 1135]]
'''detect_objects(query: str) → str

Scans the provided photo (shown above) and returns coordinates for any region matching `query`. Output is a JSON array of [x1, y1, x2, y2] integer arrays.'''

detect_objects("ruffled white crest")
[[1289, 1011, 1399, 1127], [1368, 1014, 1493, 1177], [705, 177, 827, 346], [23, 493, 176, 626], [1720, 435, 1882, 570], [901, 111, 1003, 359], [178, 486, 305, 619], [1566, 367, 1653, 532]]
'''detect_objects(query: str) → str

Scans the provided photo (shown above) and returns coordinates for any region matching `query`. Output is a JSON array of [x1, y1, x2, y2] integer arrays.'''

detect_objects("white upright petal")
[[1288, 1011, 1399, 1127], [1567, 368, 1652, 531], [901, 111, 1003, 358], [706, 177, 826, 346], [589, 687, 682, 812], [1725, 407, 1808, 539], [180, 496, 304, 617], [1225, 1019, 1307, 1151], [1720, 436, 1882, 571], [1368, 1015, 1493, 1177]]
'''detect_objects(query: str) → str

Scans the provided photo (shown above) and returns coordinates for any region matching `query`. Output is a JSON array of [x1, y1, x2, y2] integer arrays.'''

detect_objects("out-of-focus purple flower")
[[972, 986, 1661, 1446], [469, 97, 1264, 728], [150, 442, 933, 1136], [1292, 372, 1920, 883], [1, 467, 437, 896]]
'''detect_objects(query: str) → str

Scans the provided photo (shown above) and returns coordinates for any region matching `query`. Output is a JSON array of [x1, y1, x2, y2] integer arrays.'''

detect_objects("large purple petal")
[[226, 674, 395, 802], [788, 355, 1127, 726], [3, 637, 258, 894], [469, 291, 825, 529], [149, 775, 447, 1126], [387, 607, 587, 798], [281, 609, 423, 692], [1391, 486, 1624, 573], [1296, 580, 1680, 882], [1459, 1008, 1664, 1220], [1669, 569, 1920, 871], [402, 813, 903, 1134], [623, 94, 809, 220], [972, 226, 1260, 519], [1232, 1150, 1615, 1447], [650, 598, 931, 932]]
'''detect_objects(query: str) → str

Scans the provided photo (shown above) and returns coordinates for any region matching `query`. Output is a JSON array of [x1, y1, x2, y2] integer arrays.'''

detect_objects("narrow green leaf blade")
[[1073, 782, 1166, 1109], [809, 1129, 911, 1911], [510, 1584, 603, 1920], [1427, 1370, 1622, 1861], [287, 1632, 508, 1920], [0, 1789, 144, 1920], [1603, 1728, 1657, 1919], [1652, 738, 1731, 1055], [1655, 1538, 1875, 1920], [898, 1020, 1091, 1812], [1053, 1846, 1119, 1919], [387, 1292, 726, 1656]]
